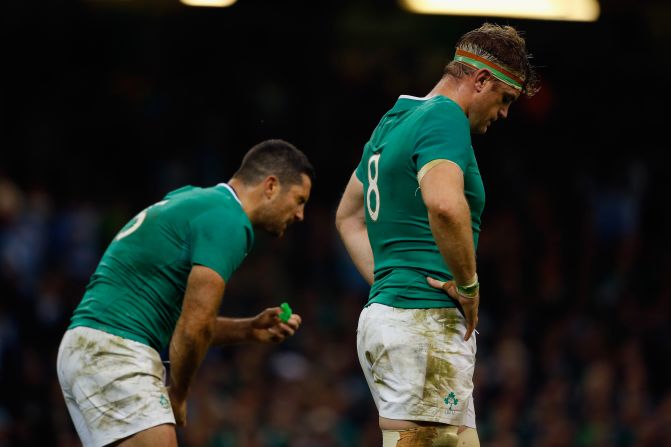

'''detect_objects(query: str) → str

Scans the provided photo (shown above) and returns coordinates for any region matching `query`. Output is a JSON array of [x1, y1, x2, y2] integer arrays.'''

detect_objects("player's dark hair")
[[233, 139, 315, 186]]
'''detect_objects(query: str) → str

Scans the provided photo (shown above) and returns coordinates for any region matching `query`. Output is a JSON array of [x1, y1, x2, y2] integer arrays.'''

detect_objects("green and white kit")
[[69, 183, 254, 352], [355, 95, 485, 309]]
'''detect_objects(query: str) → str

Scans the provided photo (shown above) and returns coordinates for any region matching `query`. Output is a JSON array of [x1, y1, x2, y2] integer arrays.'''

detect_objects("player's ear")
[[262, 175, 280, 200], [474, 69, 492, 92]]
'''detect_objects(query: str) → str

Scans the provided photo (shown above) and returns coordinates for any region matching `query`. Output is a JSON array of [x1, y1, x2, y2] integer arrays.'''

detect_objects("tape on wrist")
[[457, 273, 479, 298]]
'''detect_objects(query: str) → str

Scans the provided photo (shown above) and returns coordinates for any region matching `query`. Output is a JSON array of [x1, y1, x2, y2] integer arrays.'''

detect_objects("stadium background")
[[1, 1, 670, 445]]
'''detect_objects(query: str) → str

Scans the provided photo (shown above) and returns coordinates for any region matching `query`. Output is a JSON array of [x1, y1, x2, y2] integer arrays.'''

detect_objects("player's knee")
[[382, 426, 459, 447], [457, 427, 480, 447], [433, 426, 459, 447]]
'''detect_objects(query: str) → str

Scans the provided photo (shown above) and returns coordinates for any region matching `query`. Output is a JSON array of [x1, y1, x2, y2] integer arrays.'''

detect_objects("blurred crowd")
[[0, 149, 669, 447]]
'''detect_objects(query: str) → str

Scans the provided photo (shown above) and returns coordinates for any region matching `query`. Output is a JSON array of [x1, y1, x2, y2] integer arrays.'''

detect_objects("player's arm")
[[421, 161, 479, 340], [168, 264, 225, 426], [212, 309, 302, 345], [335, 172, 374, 285], [421, 161, 476, 284]]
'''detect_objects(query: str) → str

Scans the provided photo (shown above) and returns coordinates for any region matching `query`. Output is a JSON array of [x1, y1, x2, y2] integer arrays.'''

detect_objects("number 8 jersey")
[[354, 95, 485, 309], [69, 184, 254, 352]]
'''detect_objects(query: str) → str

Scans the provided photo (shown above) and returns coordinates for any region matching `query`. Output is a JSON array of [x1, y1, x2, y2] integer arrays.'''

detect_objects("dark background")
[[1, 0, 670, 446]]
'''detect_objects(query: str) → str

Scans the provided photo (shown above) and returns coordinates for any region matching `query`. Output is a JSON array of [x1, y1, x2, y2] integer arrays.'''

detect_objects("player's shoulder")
[[161, 185, 240, 217], [163, 185, 201, 200], [413, 96, 468, 130], [419, 96, 465, 118], [190, 186, 249, 224], [163, 184, 227, 203]]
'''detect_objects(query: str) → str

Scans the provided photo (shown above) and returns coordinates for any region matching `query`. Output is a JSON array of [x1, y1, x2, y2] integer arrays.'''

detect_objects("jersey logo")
[[444, 392, 459, 413], [159, 394, 170, 409]]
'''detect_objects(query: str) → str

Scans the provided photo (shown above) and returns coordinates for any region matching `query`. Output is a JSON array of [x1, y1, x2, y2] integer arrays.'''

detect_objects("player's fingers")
[[464, 325, 474, 341], [463, 307, 478, 341], [266, 327, 284, 342], [173, 404, 187, 426], [460, 295, 476, 309], [444, 283, 459, 299], [285, 314, 301, 330], [276, 322, 295, 336], [464, 312, 476, 341], [255, 308, 281, 328], [426, 277, 445, 290]]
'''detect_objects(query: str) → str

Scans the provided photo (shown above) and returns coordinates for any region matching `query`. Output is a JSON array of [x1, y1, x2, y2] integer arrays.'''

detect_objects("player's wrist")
[[240, 317, 259, 341], [456, 273, 479, 298]]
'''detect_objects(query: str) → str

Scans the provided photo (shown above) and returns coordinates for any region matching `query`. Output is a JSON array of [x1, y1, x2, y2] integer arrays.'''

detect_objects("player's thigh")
[[358, 304, 476, 427], [58, 327, 175, 446], [457, 427, 479, 446], [381, 422, 479, 447], [111, 424, 177, 447]]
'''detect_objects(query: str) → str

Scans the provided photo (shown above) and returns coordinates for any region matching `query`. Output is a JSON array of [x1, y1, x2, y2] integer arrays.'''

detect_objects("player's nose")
[[295, 206, 304, 222], [499, 105, 509, 119]]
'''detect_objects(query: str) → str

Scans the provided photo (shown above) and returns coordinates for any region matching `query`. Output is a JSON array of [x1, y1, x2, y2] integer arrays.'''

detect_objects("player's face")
[[470, 79, 520, 134], [263, 174, 311, 237]]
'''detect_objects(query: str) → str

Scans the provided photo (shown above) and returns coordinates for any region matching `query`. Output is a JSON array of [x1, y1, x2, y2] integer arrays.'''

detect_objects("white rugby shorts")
[[56, 326, 175, 447], [357, 303, 477, 427]]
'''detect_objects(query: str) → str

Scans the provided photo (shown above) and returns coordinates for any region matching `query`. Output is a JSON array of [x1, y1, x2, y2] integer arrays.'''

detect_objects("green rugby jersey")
[[69, 184, 254, 351], [355, 95, 485, 309]]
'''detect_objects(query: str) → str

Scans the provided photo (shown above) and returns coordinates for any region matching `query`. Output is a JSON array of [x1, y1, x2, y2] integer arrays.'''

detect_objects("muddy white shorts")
[[56, 326, 175, 447], [357, 303, 477, 428]]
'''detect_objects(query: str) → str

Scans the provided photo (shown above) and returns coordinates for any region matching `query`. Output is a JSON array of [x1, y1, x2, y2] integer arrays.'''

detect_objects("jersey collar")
[[217, 183, 242, 206]]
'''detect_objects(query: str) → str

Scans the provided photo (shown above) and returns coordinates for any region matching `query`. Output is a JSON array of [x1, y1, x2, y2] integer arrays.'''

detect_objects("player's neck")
[[226, 178, 265, 224], [427, 77, 471, 116]]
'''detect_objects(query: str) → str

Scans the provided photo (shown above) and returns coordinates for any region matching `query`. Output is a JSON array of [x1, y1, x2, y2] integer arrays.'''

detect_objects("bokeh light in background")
[[1, 1, 670, 446], [400, 0, 600, 22]]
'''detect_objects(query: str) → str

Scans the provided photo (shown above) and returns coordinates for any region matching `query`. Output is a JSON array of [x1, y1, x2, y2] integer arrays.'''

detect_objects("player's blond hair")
[[444, 23, 540, 96]]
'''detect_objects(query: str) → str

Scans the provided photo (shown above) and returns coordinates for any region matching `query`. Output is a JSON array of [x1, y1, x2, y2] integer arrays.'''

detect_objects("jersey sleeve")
[[190, 210, 251, 282], [355, 142, 373, 183], [412, 103, 472, 175], [355, 158, 365, 183]]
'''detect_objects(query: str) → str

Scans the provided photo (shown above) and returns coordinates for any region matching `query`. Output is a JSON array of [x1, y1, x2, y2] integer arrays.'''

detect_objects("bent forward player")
[[57, 139, 313, 446]]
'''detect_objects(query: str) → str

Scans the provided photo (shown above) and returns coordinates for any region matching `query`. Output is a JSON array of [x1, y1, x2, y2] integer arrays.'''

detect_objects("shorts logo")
[[444, 392, 459, 413], [159, 394, 170, 409]]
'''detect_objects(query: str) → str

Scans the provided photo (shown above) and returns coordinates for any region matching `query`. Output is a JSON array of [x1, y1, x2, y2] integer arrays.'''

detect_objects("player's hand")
[[426, 277, 479, 341], [167, 386, 188, 426], [250, 307, 302, 343]]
